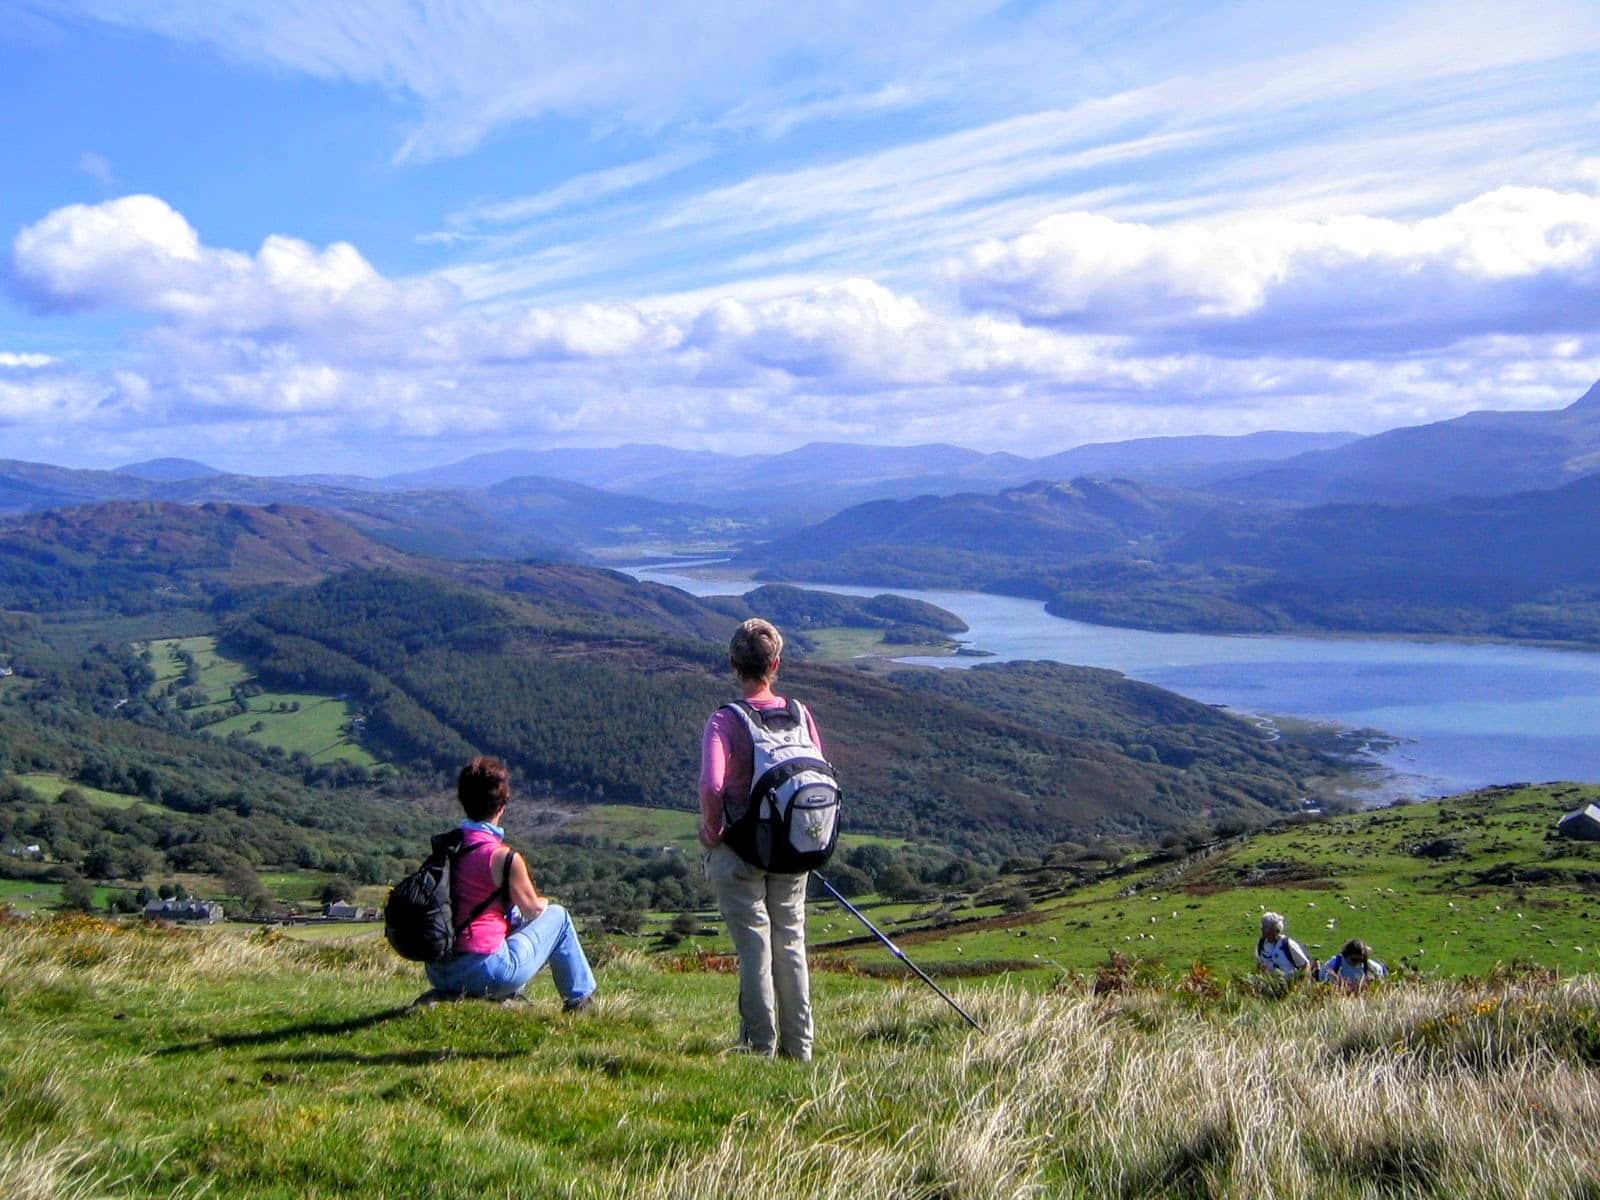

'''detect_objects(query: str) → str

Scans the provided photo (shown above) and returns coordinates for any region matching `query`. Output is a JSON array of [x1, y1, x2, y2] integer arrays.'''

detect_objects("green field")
[[0, 878, 117, 914], [802, 627, 955, 662], [15, 772, 157, 812], [141, 636, 378, 767], [806, 783, 1600, 980]]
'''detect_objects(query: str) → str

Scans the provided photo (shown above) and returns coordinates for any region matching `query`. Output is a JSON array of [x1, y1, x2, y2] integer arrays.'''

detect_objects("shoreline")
[[625, 563, 1600, 802]]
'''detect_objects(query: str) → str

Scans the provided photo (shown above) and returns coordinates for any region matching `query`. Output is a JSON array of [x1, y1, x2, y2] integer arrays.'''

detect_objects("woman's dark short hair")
[[458, 756, 511, 821], [730, 618, 783, 683], [1341, 938, 1369, 963]]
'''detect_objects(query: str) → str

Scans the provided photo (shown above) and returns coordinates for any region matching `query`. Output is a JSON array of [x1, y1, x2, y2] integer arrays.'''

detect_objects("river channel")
[[629, 563, 1600, 802]]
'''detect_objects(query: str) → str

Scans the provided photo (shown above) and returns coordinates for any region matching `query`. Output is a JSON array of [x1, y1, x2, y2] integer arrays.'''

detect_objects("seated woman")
[[1318, 938, 1386, 991], [424, 756, 597, 1009]]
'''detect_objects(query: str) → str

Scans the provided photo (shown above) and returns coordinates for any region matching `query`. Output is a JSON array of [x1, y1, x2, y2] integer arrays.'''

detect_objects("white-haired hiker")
[[1255, 911, 1312, 979]]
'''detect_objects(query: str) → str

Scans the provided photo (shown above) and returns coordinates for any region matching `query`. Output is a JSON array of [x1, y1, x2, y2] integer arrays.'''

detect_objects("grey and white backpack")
[[720, 698, 840, 873]]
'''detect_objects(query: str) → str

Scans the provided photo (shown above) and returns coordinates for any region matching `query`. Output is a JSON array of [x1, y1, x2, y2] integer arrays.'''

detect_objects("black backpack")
[[719, 698, 840, 874], [384, 830, 515, 963]]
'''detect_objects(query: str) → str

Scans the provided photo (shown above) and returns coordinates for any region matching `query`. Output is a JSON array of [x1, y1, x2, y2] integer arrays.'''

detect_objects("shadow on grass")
[[156, 1005, 418, 1056], [257, 1048, 522, 1066]]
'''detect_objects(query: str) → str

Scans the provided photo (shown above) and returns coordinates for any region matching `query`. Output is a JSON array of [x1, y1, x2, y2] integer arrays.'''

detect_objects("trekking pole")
[[814, 873, 985, 1034]]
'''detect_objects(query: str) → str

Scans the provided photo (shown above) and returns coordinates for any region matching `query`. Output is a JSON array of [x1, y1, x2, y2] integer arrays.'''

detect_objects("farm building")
[[1556, 803, 1600, 841], [144, 898, 224, 923]]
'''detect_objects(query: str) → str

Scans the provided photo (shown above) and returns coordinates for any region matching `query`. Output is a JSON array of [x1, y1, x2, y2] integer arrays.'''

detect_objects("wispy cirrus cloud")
[[8, 3, 1600, 471], [31, 0, 997, 162]]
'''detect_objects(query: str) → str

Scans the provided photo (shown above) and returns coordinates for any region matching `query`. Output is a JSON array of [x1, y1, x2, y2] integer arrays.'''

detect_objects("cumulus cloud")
[[5, 190, 1600, 466], [953, 187, 1600, 355], [11, 195, 453, 335]]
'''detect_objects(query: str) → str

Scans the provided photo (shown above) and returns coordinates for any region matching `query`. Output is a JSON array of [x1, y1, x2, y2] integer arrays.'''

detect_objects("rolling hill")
[[391, 431, 1356, 516], [738, 463, 1600, 644], [1215, 378, 1600, 504], [2, 499, 1325, 863]]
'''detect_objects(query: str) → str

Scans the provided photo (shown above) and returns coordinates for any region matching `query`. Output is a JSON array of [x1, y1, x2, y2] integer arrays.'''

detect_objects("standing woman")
[[424, 756, 598, 1009], [700, 618, 820, 1061]]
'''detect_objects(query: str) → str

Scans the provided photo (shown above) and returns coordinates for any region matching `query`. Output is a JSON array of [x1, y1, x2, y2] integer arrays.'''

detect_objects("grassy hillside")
[[806, 784, 1600, 981], [1, 913, 1596, 1199], [143, 635, 376, 767]]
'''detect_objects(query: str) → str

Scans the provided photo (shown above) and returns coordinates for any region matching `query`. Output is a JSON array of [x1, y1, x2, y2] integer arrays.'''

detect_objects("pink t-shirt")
[[451, 829, 512, 954], [699, 696, 825, 846]]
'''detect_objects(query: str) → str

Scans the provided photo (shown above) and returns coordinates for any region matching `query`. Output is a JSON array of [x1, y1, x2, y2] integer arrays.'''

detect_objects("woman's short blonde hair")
[[730, 618, 784, 682]]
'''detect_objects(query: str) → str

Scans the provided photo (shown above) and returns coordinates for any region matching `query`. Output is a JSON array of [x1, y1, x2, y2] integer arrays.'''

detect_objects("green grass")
[[14, 773, 157, 813], [561, 804, 702, 852], [1, 914, 1596, 1198], [802, 627, 954, 662], [208, 694, 376, 766], [141, 636, 378, 767], [0, 879, 119, 914], [809, 784, 1600, 981]]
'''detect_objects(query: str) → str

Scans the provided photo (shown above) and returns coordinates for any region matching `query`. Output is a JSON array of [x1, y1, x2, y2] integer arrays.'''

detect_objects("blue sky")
[[3, 1, 1599, 475]]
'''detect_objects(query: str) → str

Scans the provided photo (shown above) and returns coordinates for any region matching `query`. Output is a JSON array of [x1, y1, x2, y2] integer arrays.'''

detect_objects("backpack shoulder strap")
[[451, 843, 517, 936]]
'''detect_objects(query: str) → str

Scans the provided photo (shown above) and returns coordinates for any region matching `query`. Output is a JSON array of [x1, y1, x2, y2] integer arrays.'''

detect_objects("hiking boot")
[[498, 992, 531, 1009], [562, 991, 596, 1014], [410, 988, 460, 1009]]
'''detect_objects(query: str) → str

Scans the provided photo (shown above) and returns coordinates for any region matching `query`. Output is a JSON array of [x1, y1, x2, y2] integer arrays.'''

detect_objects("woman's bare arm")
[[502, 849, 548, 917]]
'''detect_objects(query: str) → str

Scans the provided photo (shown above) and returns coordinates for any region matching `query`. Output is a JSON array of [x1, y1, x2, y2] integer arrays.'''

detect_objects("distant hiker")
[[1318, 938, 1386, 991], [700, 618, 823, 1061], [1255, 911, 1312, 979], [419, 756, 597, 1008]]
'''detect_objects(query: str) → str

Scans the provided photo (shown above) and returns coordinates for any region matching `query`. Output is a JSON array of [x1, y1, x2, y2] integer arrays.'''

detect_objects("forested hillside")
[[222, 567, 1321, 854], [0, 500, 1332, 923], [738, 470, 1600, 644]]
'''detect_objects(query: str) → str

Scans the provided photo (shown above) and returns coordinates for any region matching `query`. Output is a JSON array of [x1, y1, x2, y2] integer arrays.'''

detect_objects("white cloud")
[[12, 194, 454, 336], [6, 190, 1599, 466], [445, 150, 706, 231], [0, 352, 57, 369], [953, 187, 1600, 354], [40, 0, 992, 162]]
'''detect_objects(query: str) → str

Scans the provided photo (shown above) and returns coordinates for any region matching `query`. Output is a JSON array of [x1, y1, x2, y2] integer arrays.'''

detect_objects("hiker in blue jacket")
[[1318, 938, 1386, 991], [1255, 911, 1311, 979]]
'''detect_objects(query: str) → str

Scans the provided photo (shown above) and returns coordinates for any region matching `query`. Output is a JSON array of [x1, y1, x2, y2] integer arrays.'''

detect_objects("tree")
[[998, 886, 1034, 914], [81, 846, 121, 881], [59, 871, 96, 912], [876, 863, 933, 902], [604, 909, 645, 935], [817, 862, 872, 897], [320, 878, 357, 904], [669, 910, 700, 937], [223, 863, 274, 916]]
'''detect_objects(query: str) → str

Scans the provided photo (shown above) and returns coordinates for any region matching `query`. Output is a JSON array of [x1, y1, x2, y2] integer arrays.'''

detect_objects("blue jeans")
[[425, 904, 597, 1002]]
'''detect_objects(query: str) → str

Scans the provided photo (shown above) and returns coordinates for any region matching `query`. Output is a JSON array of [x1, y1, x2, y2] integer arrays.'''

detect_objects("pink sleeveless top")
[[451, 829, 512, 955]]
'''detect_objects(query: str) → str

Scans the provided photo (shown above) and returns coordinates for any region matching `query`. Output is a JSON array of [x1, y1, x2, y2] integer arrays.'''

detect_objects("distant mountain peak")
[[1569, 378, 1600, 410], [115, 457, 222, 481]]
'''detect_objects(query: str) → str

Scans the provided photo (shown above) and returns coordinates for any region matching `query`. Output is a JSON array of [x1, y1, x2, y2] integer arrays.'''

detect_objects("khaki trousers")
[[706, 843, 813, 1061]]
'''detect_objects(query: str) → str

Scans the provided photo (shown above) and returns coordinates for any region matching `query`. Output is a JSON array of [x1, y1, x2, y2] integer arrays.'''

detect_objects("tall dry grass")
[[593, 979, 1600, 1199], [1, 915, 1595, 1198]]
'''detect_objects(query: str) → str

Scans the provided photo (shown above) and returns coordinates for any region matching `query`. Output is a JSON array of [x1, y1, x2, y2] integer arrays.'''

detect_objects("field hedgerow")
[[0, 915, 1596, 1199]]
